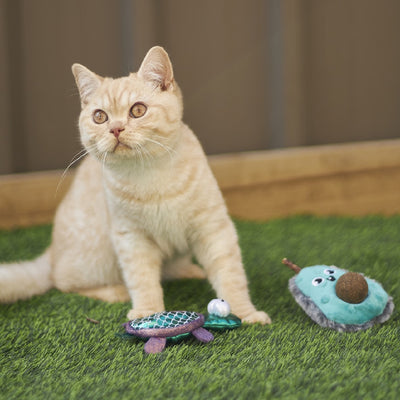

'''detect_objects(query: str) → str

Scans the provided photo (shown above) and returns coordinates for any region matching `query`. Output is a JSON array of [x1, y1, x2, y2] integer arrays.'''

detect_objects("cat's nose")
[[110, 127, 125, 138]]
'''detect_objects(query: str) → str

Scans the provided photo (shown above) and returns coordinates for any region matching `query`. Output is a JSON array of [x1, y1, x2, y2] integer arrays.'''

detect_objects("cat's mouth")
[[112, 141, 132, 153]]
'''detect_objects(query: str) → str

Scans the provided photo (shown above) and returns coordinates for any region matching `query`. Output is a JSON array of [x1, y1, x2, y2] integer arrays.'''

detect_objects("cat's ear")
[[72, 64, 103, 106], [137, 46, 174, 91]]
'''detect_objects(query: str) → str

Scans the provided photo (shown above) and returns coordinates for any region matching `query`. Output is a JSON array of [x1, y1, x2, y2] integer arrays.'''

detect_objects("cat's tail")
[[0, 249, 53, 303]]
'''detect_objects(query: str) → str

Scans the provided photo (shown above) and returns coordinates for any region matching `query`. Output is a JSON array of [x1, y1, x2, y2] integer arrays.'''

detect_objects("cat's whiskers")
[[101, 151, 108, 175], [56, 138, 111, 196], [55, 147, 93, 196], [144, 137, 176, 161], [138, 143, 152, 161], [152, 134, 177, 155], [133, 143, 145, 169], [93, 136, 114, 156]]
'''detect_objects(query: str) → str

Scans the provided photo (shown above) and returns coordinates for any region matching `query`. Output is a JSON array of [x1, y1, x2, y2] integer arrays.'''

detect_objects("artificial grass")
[[0, 215, 399, 399]]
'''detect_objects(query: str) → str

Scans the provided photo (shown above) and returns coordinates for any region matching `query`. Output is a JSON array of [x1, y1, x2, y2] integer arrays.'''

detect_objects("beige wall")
[[303, 1, 400, 145], [0, 2, 12, 173], [1, 0, 399, 174]]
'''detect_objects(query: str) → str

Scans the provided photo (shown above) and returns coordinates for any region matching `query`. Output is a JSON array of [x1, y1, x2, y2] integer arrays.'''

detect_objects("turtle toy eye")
[[207, 299, 231, 317], [312, 277, 325, 286]]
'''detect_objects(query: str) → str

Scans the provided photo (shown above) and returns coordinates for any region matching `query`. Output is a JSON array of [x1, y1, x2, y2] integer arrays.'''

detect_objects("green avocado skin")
[[295, 265, 389, 325]]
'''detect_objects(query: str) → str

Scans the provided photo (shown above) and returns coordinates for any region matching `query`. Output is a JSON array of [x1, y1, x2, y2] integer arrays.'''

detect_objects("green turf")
[[0, 216, 399, 399]]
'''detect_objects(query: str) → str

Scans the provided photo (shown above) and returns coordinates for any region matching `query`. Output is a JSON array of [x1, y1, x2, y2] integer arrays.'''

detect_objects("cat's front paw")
[[127, 308, 163, 320], [241, 310, 271, 325]]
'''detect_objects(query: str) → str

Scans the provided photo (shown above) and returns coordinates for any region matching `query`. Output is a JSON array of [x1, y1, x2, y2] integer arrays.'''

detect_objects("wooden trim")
[[209, 139, 400, 189], [0, 139, 400, 228], [209, 139, 400, 220], [0, 170, 74, 229]]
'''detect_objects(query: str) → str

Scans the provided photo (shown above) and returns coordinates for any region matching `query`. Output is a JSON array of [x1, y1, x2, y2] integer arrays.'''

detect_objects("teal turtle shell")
[[125, 311, 203, 340], [293, 265, 390, 325], [128, 311, 199, 331]]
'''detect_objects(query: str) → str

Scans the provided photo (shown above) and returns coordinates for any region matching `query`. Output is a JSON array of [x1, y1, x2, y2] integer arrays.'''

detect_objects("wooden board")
[[0, 139, 399, 229], [209, 139, 400, 220], [0, 170, 74, 229]]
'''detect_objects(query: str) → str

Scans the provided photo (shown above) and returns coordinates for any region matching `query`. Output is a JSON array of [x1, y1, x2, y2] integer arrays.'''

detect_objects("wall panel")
[[0, 1, 399, 174]]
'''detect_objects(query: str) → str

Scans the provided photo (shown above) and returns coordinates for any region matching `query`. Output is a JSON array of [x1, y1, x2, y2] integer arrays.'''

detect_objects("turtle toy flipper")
[[191, 326, 215, 342], [124, 311, 214, 354], [145, 337, 167, 354], [282, 258, 394, 332]]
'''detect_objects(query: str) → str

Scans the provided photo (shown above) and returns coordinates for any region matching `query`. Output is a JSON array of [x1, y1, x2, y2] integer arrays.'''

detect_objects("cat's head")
[[72, 46, 183, 165]]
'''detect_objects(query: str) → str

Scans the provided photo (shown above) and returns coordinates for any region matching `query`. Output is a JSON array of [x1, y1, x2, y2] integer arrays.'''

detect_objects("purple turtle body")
[[124, 311, 214, 353]]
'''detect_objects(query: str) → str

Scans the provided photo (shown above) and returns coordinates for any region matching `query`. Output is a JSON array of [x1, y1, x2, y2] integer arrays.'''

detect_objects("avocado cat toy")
[[283, 258, 394, 332]]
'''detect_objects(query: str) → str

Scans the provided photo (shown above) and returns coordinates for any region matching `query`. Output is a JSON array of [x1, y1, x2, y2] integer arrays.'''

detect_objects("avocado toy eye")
[[324, 268, 336, 275], [312, 277, 324, 286]]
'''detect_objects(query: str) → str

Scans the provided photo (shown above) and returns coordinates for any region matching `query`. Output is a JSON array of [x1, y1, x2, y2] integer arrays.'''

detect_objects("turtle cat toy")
[[123, 299, 242, 353], [124, 311, 214, 354], [283, 258, 394, 332]]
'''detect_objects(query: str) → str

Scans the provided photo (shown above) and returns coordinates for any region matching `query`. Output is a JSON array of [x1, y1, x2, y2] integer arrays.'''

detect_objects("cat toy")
[[123, 299, 242, 354], [282, 258, 394, 332], [124, 311, 214, 354]]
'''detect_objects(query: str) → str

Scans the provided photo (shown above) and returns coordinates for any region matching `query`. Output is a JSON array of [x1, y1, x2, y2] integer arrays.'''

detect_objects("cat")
[[0, 46, 270, 324]]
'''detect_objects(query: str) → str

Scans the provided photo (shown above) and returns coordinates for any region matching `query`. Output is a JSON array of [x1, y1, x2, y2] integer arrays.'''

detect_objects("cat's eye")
[[93, 109, 108, 124], [130, 102, 147, 118]]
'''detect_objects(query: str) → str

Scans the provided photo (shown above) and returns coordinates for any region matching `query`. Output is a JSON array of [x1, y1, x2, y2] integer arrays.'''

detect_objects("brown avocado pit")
[[335, 272, 369, 304]]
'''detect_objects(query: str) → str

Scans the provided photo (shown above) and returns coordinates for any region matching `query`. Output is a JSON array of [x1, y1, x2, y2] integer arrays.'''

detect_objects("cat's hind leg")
[[76, 284, 130, 302], [162, 255, 206, 280]]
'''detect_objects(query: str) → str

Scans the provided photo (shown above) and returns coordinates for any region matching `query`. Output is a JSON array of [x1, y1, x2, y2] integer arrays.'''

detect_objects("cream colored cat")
[[0, 46, 270, 324]]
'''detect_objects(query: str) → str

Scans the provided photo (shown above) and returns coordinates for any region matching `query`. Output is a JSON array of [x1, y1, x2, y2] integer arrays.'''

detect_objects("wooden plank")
[[0, 139, 399, 228], [0, 170, 73, 229], [208, 139, 400, 189], [209, 139, 400, 220], [222, 167, 400, 220]]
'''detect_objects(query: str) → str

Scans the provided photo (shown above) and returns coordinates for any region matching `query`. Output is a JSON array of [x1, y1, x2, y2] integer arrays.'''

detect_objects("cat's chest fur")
[[101, 138, 209, 256]]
